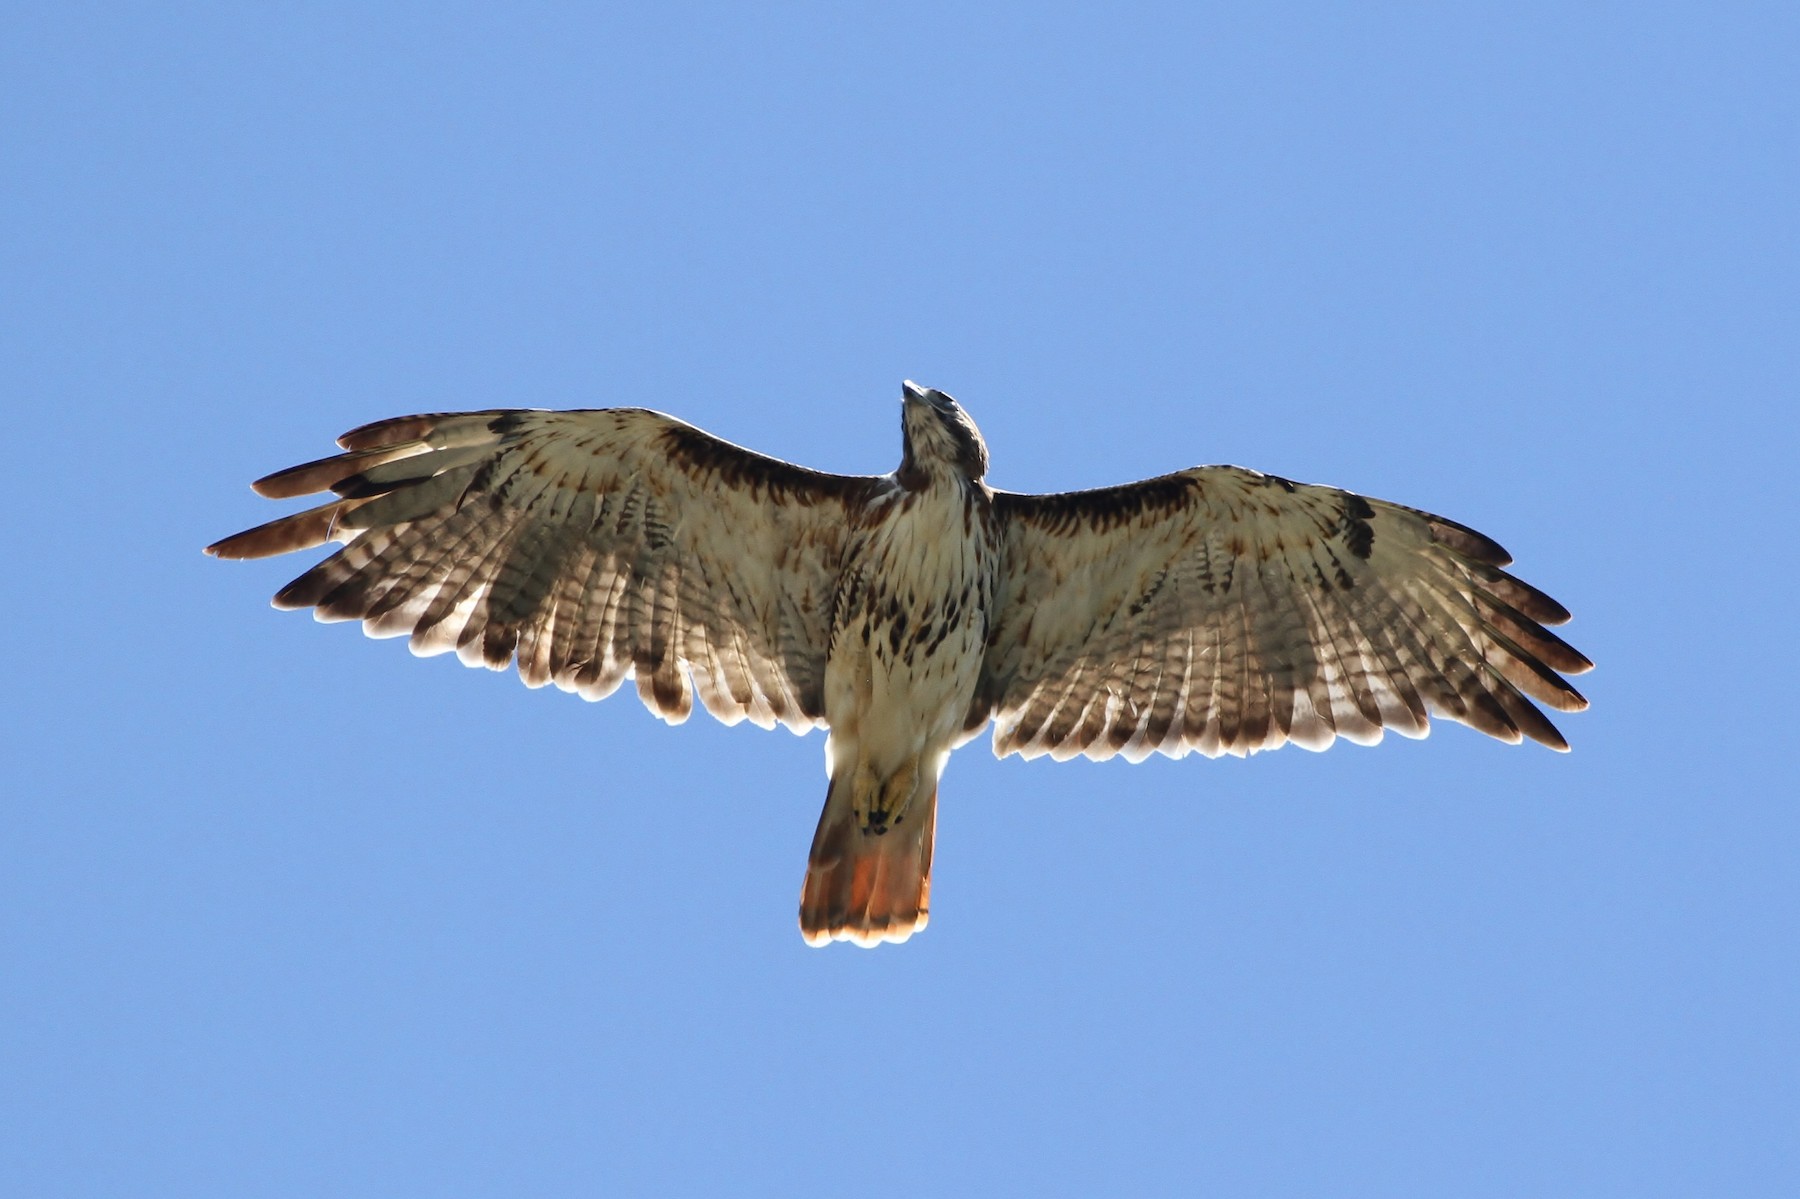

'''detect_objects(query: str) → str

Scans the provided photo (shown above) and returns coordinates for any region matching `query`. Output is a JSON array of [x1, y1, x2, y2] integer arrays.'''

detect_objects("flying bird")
[[208, 382, 1589, 947]]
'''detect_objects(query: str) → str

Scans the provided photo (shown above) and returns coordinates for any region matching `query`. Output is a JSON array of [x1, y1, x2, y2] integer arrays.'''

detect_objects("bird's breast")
[[823, 482, 999, 765]]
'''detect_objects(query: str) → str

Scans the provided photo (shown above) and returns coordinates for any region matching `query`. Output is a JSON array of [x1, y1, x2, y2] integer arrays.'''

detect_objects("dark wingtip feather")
[[1534, 631, 1591, 677], [1428, 515, 1512, 566], [206, 502, 345, 560], [1459, 687, 1525, 744], [1472, 564, 1579, 629], [1475, 593, 1592, 678], [337, 414, 441, 451], [253, 443, 429, 499], [1495, 685, 1571, 751], [1535, 725, 1572, 752], [252, 452, 356, 499], [271, 563, 343, 611]]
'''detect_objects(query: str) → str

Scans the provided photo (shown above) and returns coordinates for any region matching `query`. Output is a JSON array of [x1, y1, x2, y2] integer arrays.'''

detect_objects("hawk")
[[209, 382, 1589, 947]]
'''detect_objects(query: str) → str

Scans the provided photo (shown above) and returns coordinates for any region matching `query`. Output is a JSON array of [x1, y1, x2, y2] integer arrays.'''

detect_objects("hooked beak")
[[902, 380, 942, 409]]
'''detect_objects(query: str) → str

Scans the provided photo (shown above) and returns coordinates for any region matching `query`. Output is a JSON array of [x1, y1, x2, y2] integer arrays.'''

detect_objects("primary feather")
[[210, 383, 1589, 945]]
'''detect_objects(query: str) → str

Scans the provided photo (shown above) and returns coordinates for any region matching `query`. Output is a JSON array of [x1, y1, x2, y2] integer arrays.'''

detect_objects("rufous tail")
[[799, 769, 937, 947]]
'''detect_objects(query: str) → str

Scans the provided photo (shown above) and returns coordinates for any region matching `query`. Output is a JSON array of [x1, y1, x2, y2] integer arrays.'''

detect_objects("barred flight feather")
[[210, 385, 1589, 946], [211, 408, 883, 735], [976, 465, 1588, 761]]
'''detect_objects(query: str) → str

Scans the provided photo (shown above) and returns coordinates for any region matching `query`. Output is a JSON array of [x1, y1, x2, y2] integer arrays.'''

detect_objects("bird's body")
[[809, 427, 1001, 942], [210, 382, 1590, 947]]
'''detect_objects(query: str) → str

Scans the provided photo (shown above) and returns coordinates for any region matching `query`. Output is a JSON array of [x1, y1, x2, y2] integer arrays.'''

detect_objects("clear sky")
[[4, 4, 1795, 1196]]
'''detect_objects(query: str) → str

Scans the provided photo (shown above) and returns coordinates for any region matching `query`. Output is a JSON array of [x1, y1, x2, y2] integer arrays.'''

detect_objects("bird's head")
[[899, 381, 989, 483]]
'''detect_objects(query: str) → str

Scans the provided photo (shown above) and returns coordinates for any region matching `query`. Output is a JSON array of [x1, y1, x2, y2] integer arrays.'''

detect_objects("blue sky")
[[4, 4, 1795, 1195]]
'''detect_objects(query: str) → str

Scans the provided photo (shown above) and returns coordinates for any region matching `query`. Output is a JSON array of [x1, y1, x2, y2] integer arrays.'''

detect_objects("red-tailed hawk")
[[209, 382, 1589, 947]]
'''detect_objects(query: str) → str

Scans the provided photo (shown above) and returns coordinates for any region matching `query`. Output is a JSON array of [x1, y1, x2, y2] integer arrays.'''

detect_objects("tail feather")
[[799, 771, 936, 947]]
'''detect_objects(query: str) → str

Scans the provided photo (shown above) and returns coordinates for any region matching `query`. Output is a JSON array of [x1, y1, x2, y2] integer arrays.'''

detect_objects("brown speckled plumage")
[[210, 382, 1589, 946]]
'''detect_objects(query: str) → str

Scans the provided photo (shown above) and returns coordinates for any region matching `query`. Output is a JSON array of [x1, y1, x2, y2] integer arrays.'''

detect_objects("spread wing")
[[970, 466, 1590, 762], [208, 408, 886, 731]]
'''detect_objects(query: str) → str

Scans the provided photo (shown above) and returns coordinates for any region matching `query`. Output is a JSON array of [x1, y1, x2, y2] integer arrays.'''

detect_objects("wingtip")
[[1532, 715, 1572, 752], [1540, 729, 1573, 753], [336, 413, 441, 451], [1427, 514, 1514, 566], [249, 473, 293, 499], [203, 532, 247, 559]]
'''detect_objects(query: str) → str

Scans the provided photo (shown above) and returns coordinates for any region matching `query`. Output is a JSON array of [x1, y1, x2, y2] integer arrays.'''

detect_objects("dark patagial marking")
[[996, 472, 1199, 536], [659, 422, 879, 506]]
